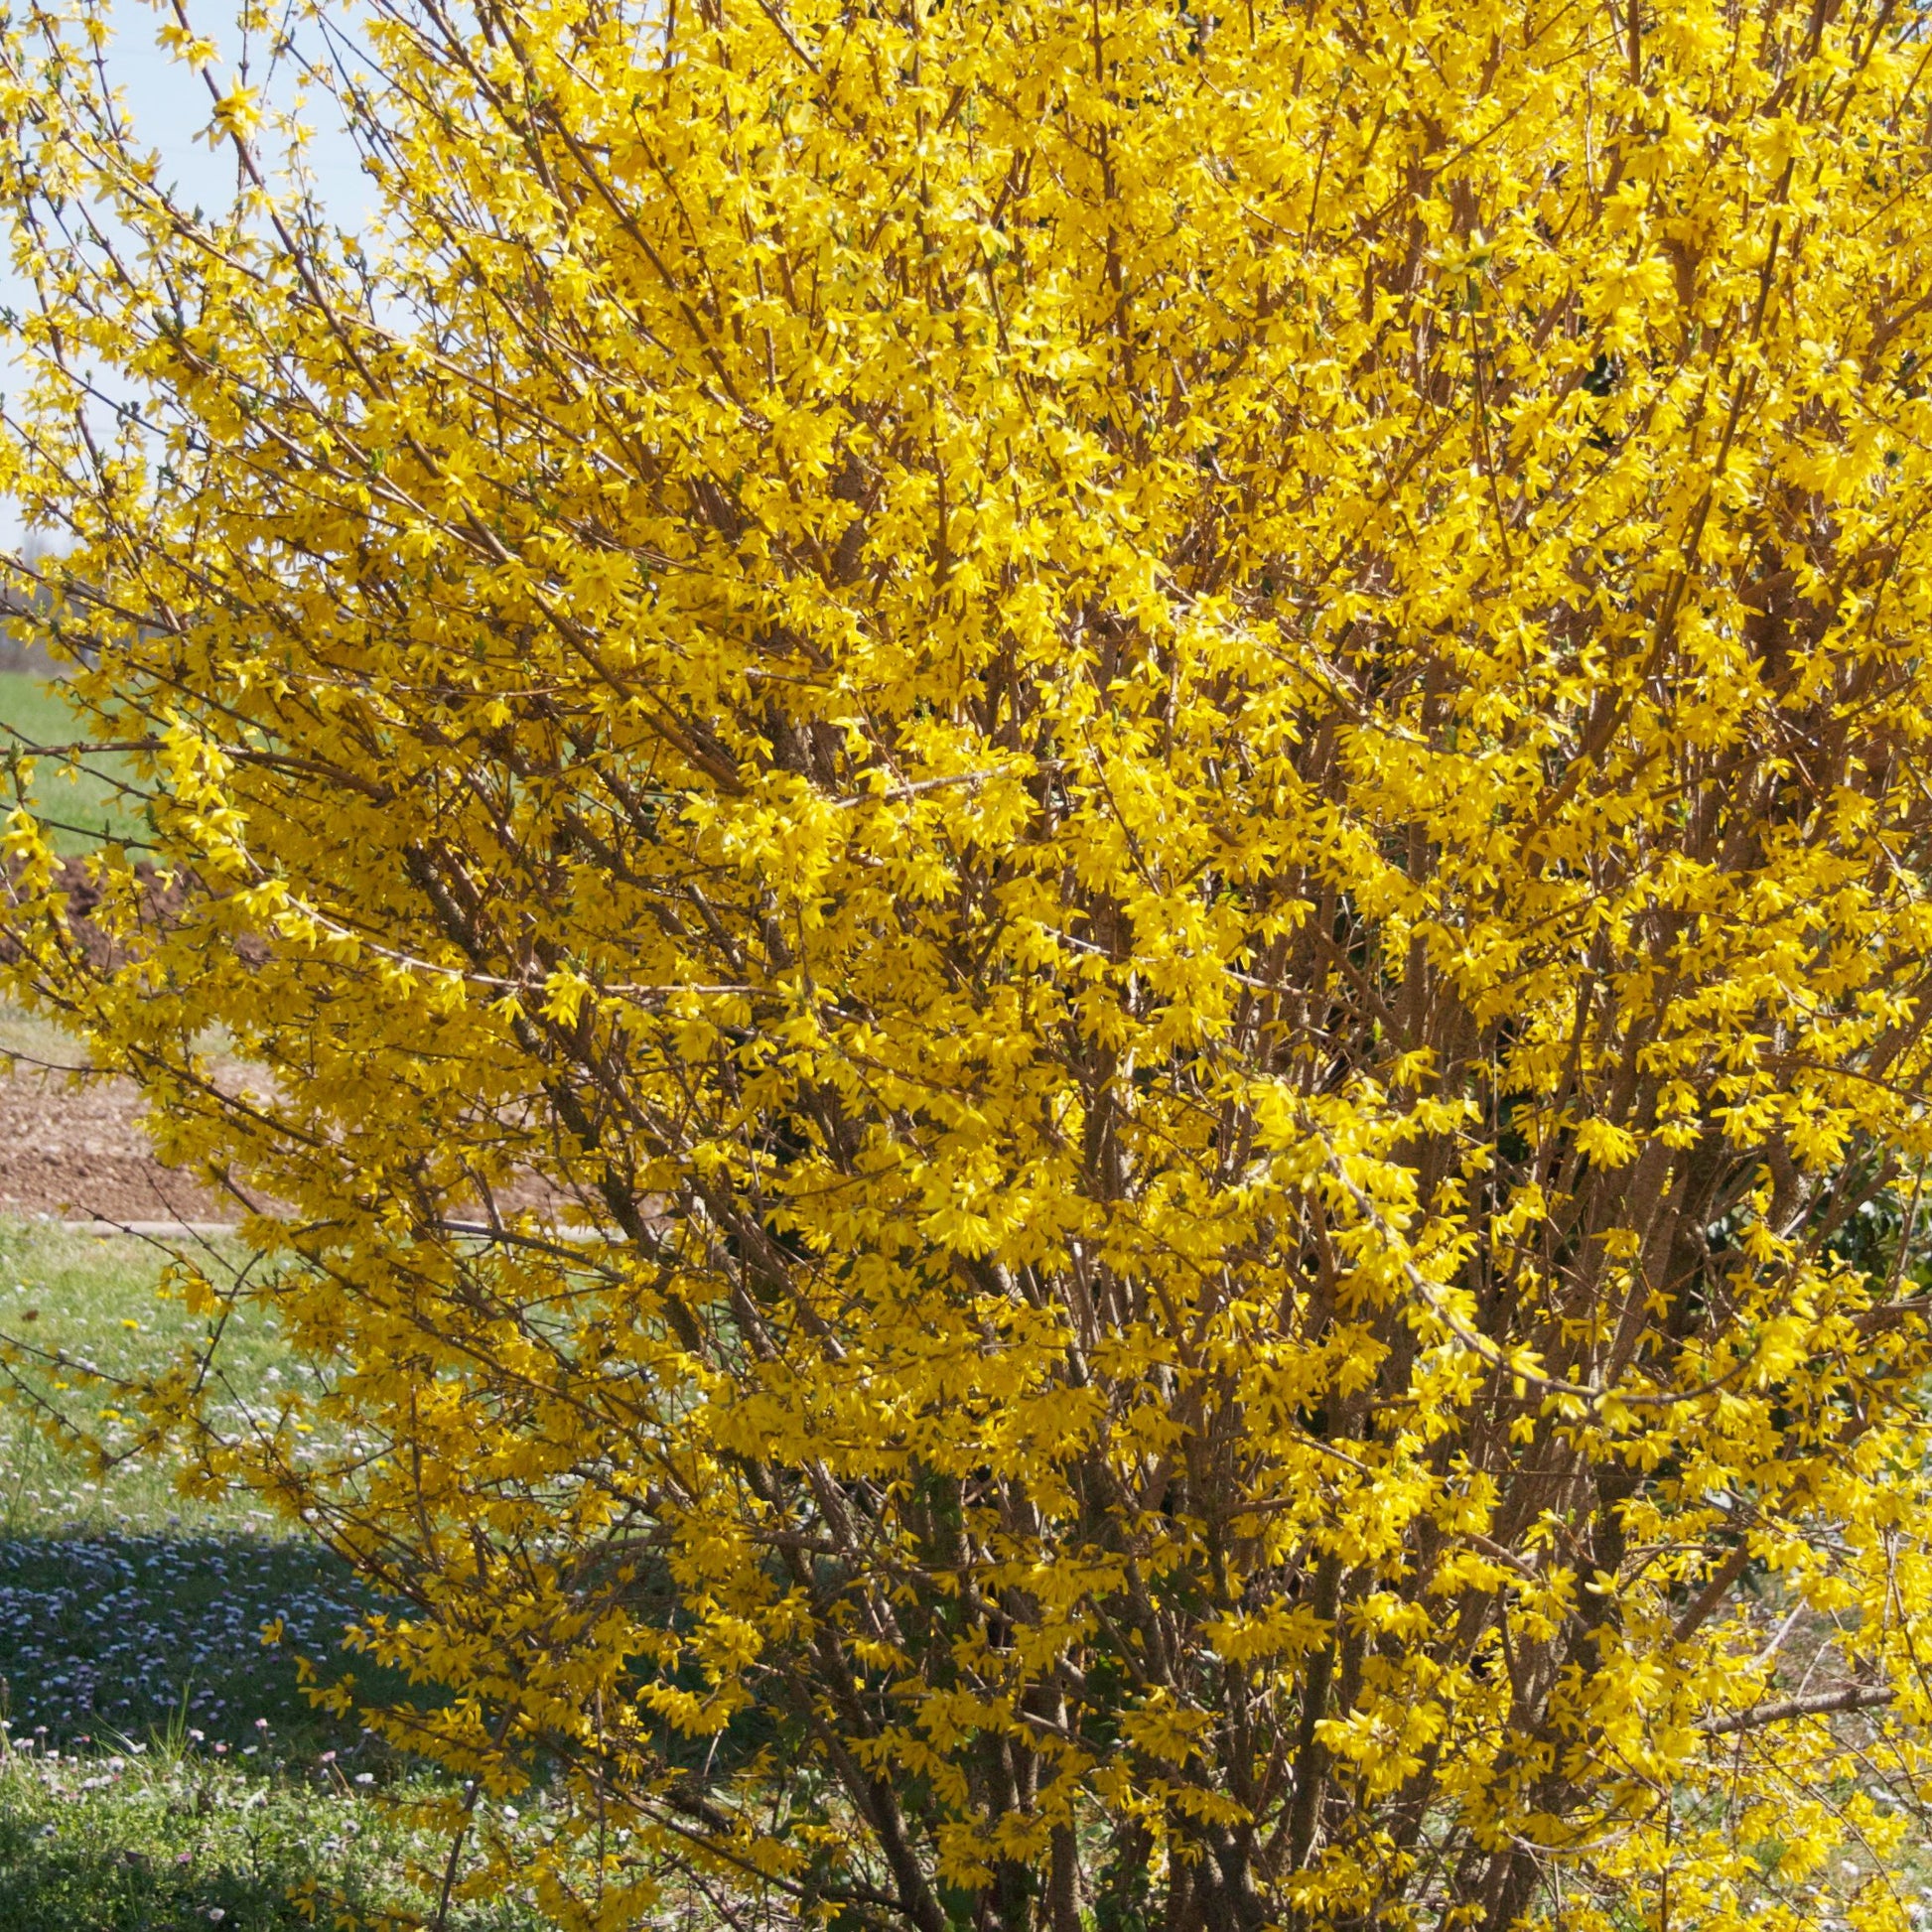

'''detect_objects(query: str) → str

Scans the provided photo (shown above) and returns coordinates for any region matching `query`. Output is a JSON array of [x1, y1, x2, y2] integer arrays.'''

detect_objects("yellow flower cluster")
[[5, 0, 1932, 1926]]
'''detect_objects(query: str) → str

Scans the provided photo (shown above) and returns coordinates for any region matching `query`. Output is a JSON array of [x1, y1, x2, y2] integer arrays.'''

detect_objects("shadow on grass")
[[0, 1530, 410, 1760], [0, 1532, 518, 1927]]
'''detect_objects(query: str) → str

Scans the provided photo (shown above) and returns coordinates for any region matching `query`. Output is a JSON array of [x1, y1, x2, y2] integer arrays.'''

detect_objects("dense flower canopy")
[[9, 0, 1932, 1927]]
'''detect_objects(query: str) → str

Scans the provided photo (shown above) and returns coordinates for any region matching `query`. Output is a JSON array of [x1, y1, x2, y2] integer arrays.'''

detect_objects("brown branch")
[[1705, 1684, 1894, 1736]]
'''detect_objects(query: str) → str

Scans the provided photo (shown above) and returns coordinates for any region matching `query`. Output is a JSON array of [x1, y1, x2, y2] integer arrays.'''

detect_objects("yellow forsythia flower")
[[2, 1, 1931, 1927]]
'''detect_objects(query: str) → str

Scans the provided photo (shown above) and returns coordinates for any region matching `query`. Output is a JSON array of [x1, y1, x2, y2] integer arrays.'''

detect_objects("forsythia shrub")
[[6, 0, 1932, 1926]]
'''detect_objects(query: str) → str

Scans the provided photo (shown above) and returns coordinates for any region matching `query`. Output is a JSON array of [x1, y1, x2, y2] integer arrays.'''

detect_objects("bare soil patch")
[[0, 859, 236, 1223], [0, 1038, 228, 1225], [2, 863, 567, 1229]]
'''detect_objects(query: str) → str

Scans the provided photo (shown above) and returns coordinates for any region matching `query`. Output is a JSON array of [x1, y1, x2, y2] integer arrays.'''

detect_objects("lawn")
[[0, 1219, 556, 1929], [0, 671, 150, 857], [0, 1745, 554, 1932]]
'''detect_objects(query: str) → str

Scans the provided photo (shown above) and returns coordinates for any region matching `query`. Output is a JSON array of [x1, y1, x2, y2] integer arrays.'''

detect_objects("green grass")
[[0, 1218, 319, 1542], [0, 671, 149, 856], [0, 1221, 416, 1755], [0, 1002, 88, 1077], [0, 1742, 556, 1931], [0, 1219, 557, 1928], [0, 1218, 347, 1707]]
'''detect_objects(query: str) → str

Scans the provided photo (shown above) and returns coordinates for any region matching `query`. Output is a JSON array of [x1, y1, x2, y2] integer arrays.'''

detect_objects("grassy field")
[[0, 1220, 555, 1929], [0, 1220, 388, 1769], [0, 1745, 555, 1932], [0, 671, 149, 857]]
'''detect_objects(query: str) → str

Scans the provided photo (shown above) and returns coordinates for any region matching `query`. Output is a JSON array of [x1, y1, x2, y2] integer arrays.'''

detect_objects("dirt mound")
[[1, 855, 194, 974]]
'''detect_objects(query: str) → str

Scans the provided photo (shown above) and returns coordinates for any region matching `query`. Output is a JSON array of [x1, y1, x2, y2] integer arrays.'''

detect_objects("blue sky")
[[81, 0, 373, 224]]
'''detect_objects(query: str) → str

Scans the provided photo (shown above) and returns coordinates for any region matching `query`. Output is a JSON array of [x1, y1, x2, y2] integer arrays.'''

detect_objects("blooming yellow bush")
[[6, 0, 1932, 1925]]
